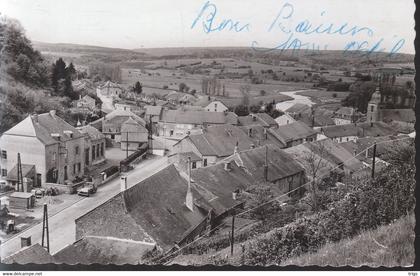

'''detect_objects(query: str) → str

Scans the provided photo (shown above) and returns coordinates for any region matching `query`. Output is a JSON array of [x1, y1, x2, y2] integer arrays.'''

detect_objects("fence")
[[44, 180, 85, 194], [120, 144, 149, 172]]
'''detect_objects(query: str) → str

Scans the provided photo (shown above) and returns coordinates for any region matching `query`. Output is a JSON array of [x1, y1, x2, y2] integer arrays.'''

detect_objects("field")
[[296, 90, 349, 105]]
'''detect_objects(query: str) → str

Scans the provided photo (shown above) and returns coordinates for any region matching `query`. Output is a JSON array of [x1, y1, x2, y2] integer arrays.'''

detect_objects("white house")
[[204, 101, 229, 113], [275, 114, 296, 126]]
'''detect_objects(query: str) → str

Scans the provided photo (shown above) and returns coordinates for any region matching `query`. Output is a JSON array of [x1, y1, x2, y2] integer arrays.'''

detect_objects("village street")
[[0, 155, 169, 259]]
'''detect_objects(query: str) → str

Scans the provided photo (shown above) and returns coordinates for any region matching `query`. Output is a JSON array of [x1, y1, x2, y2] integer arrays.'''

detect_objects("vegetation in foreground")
[[281, 213, 415, 267]]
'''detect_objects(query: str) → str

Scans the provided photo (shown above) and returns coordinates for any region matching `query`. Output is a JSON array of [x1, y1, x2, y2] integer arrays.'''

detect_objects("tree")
[[240, 85, 251, 106], [234, 104, 249, 116], [133, 81, 142, 94], [66, 62, 76, 80]]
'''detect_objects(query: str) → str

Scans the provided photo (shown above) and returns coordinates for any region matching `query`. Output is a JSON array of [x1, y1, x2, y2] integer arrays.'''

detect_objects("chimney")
[[248, 128, 252, 137], [186, 157, 194, 212], [64, 130, 73, 138], [264, 128, 268, 140], [264, 145, 268, 182], [250, 144, 255, 149], [51, 133, 61, 141], [20, 236, 31, 248], [49, 110, 56, 118], [120, 176, 127, 192], [232, 191, 237, 200], [224, 161, 232, 171], [32, 114, 38, 123]]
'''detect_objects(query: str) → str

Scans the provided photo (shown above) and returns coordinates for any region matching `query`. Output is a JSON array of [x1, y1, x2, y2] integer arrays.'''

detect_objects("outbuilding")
[[9, 192, 35, 209]]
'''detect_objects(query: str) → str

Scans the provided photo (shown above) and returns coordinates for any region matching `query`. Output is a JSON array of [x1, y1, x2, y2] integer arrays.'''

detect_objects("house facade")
[[204, 101, 229, 112], [77, 125, 106, 168], [0, 111, 85, 188], [275, 114, 296, 126], [96, 81, 124, 98]]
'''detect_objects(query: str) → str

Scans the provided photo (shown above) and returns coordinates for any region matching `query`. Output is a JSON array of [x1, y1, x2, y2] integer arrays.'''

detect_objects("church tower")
[[367, 87, 381, 124]]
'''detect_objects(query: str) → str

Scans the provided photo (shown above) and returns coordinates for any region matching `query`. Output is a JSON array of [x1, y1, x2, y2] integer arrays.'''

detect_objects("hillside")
[[281, 214, 415, 267]]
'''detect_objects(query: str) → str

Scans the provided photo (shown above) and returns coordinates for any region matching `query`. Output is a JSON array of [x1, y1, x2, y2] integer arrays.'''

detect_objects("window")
[[111, 134, 115, 139], [1, 150, 7, 160], [192, 161, 197, 169], [170, 130, 174, 136], [52, 152, 57, 162], [203, 158, 208, 167], [77, 163, 81, 172], [371, 105, 374, 112], [1, 169, 7, 177], [92, 145, 96, 160], [73, 164, 76, 174], [96, 145, 100, 157], [101, 143, 104, 156], [75, 146, 79, 155]]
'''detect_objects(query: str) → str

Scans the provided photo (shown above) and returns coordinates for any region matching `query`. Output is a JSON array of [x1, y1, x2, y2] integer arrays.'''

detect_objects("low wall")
[[44, 181, 85, 194], [97, 171, 120, 187]]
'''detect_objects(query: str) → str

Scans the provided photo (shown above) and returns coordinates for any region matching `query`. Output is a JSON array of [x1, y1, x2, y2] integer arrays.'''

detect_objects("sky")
[[0, 0, 415, 54]]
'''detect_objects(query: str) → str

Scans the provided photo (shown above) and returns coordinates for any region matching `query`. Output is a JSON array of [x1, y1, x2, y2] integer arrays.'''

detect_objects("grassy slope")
[[281, 214, 415, 267]]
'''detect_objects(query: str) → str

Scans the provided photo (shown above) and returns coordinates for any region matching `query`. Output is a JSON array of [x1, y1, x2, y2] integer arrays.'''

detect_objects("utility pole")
[[41, 203, 50, 252], [125, 131, 129, 158], [371, 142, 377, 179], [264, 145, 268, 184], [230, 214, 235, 256], [17, 153, 23, 192]]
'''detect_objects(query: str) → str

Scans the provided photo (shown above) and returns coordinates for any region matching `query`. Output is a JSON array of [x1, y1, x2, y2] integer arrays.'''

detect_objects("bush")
[[243, 143, 415, 265]]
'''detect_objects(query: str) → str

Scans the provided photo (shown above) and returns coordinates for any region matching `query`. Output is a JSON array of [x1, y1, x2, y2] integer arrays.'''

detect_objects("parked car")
[[77, 187, 91, 197], [77, 184, 97, 197], [31, 188, 46, 198]]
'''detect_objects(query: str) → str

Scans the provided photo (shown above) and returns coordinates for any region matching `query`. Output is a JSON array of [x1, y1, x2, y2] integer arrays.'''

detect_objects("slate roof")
[[160, 110, 226, 125], [77, 125, 105, 141], [269, 121, 317, 144], [2, 244, 55, 264], [53, 236, 155, 265], [188, 124, 254, 157], [191, 161, 253, 214], [226, 144, 304, 183], [225, 112, 239, 125], [4, 112, 83, 145]]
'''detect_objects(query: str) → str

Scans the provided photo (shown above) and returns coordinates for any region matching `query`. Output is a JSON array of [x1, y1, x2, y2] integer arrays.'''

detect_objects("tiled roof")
[[254, 113, 278, 127], [3, 244, 55, 264], [121, 117, 148, 133], [304, 139, 364, 172], [335, 107, 355, 116], [225, 112, 239, 125], [269, 121, 317, 144], [6, 164, 35, 181], [227, 144, 304, 183], [104, 109, 146, 127], [321, 122, 398, 138], [99, 81, 123, 89], [379, 108, 415, 123], [285, 103, 311, 114], [188, 124, 255, 157], [179, 151, 202, 162], [4, 112, 83, 145], [121, 165, 210, 249], [77, 125, 105, 140], [160, 110, 226, 125], [191, 161, 254, 214], [297, 109, 335, 127], [145, 105, 163, 116], [53, 236, 155, 265], [239, 125, 286, 149]]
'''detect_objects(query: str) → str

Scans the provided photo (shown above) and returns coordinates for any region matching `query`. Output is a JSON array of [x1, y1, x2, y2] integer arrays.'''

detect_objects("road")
[[0, 155, 169, 259], [97, 90, 115, 113], [275, 89, 316, 112]]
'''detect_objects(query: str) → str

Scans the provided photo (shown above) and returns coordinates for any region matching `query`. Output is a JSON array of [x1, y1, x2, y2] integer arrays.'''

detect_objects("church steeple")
[[367, 86, 381, 124]]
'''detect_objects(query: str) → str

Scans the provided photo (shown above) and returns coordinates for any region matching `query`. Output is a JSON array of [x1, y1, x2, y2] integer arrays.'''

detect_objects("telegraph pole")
[[371, 142, 377, 179], [41, 203, 50, 252], [17, 153, 23, 192], [126, 131, 129, 158], [230, 214, 235, 256]]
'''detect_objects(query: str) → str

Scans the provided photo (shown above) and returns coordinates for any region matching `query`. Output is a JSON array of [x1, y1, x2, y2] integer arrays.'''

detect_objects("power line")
[[156, 136, 413, 263]]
